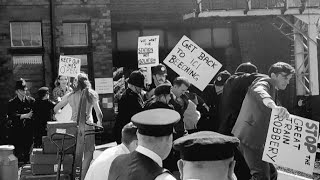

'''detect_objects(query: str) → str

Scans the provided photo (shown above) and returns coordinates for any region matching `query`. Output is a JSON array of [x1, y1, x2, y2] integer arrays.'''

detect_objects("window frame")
[[10, 21, 43, 48], [62, 22, 89, 47]]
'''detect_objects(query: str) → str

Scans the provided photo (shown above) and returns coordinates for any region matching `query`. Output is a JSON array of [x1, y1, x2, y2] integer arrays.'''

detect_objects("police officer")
[[145, 64, 168, 99], [144, 82, 174, 110], [7, 78, 35, 164], [174, 131, 239, 180], [108, 109, 180, 180]]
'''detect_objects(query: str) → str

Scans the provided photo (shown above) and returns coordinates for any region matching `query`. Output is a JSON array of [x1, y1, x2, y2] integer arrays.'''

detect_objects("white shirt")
[[136, 146, 176, 180], [84, 143, 130, 180]]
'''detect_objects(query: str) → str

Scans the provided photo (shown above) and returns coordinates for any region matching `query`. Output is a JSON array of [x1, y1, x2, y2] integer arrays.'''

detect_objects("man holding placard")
[[232, 62, 295, 180]]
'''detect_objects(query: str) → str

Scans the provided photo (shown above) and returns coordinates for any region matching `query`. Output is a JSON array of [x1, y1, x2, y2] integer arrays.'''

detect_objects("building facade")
[[0, 0, 114, 135]]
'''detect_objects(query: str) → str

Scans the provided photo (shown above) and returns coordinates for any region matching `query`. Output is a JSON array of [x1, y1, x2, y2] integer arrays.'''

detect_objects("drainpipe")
[[49, 0, 57, 83]]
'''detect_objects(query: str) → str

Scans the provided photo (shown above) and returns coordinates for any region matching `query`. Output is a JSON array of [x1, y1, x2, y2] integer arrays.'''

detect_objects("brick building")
[[0, 0, 113, 133]]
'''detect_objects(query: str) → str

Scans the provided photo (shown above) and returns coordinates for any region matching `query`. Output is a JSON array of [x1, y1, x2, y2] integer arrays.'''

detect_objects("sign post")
[[263, 109, 319, 174], [163, 35, 222, 91]]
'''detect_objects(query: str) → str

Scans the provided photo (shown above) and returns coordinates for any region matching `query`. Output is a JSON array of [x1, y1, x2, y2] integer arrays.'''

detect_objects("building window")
[[142, 29, 164, 48], [190, 28, 212, 48], [212, 28, 232, 48], [117, 30, 139, 51], [12, 56, 44, 96], [63, 23, 88, 46], [10, 22, 42, 47]]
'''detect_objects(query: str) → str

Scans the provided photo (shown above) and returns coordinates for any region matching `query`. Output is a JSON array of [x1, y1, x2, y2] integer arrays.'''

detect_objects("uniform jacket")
[[232, 77, 277, 151], [218, 73, 267, 135], [7, 95, 35, 128], [108, 150, 169, 180], [144, 100, 174, 110]]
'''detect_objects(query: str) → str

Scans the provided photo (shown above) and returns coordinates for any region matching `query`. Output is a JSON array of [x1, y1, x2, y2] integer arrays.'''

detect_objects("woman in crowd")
[[52, 75, 73, 102], [54, 72, 103, 178]]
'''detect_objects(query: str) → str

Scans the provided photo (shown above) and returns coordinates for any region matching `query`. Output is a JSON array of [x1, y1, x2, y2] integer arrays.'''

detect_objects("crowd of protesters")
[[0, 60, 296, 180], [108, 61, 295, 180]]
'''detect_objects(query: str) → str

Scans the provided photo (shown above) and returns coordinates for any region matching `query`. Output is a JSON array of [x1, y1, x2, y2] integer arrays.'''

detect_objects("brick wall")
[[0, 0, 113, 131]]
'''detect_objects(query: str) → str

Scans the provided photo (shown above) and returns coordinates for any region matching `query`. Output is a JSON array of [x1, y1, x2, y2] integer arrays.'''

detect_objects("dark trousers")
[[11, 124, 34, 163], [239, 143, 278, 180], [234, 147, 252, 180]]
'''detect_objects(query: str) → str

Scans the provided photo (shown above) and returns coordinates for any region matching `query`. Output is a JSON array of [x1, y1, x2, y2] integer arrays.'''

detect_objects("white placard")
[[95, 78, 113, 94], [263, 109, 319, 174], [58, 55, 81, 78], [140, 67, 152, 85], [138, 35, 159, 68], [163, 36, 222, 91]]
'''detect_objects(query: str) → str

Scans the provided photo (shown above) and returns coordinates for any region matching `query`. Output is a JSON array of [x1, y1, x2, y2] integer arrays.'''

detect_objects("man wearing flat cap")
[[174, 131, 239, 180], [7, 78, 35, 164], [108, 109, 180, 180], [114, 70, 145, 144], [144, 82, 174, 110], [145, 64, 169, 99]]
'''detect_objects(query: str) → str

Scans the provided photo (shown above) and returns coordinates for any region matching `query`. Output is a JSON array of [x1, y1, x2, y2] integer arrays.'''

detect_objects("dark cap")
[[173, 131, 239, 161], [235, 62, 258, 74], [38, 87, 49, 98], [154, 83, 172, 96], [152, 64, 167, 75], [214, 70, 231, 86], [127, 70, 145, 88], [15, 78, 27, 90], [131, 109, 180, 137]]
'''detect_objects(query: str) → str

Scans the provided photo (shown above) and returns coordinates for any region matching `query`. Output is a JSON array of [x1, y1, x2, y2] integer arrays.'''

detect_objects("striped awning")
[[13, 56, 42, 65]]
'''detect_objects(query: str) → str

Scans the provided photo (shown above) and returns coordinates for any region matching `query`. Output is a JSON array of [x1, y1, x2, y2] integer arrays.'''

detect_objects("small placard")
[[58, 55, 81, 78], [95, 78, 113, 94], [138, 35, 159, 68]]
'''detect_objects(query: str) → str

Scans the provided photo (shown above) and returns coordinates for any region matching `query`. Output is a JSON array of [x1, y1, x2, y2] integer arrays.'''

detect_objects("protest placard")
[[138, 35, 159, 68], [163, 35, 222, 91], [263, 109, 319, 174], [58, 55, 81, 77], [95, 78, 113, 94]]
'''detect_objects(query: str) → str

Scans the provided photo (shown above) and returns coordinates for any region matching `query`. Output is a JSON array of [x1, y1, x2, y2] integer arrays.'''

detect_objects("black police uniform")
[[7, 95, 35, 163]]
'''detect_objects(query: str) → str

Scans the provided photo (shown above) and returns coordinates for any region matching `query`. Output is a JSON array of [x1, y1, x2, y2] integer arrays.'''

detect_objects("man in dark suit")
[[114, 70, 145, 144], [232, 62, 295, 180], [108, 109, 180, 180]]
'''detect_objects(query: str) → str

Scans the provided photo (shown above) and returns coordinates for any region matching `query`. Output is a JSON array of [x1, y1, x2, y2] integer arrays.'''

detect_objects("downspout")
[[49, 0, 57, 83]]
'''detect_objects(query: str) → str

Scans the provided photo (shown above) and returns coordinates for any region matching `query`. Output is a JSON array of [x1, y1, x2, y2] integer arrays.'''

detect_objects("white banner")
[[263, 109, 319, 174], [138, 35, 159, 68], [163, 36, 222, 91], [58, 55, 81, 78]]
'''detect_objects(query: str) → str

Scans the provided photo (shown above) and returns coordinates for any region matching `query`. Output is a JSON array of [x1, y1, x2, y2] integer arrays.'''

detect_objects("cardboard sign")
[[95, 78, 113, 94], [263, 109, 319, 174], [140, 67, 152, 86], [58, 55, 81, 77], [163, 36, 222, 91], [138, 35, 159, 68]]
